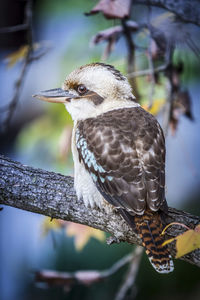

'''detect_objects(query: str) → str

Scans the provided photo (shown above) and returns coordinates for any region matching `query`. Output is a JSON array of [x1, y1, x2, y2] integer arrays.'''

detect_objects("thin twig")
[[162, 46, 174, 136], [162, 78, 172, 137], [35, 252, 135, 288], [122, 18, 140, 101], [0, 49, 48, 116], [2, 0, 33, 132], [101, 252, 134, 278], [122, 19, 135, 72], [115, 246, 143, 300], [127, 63, 168, 78], [30, 47, 51, 61], [146, 6, 156, 109], [0, 24, 28, 33], [147, 48, 156, 109], [2, 49, 32, 131]]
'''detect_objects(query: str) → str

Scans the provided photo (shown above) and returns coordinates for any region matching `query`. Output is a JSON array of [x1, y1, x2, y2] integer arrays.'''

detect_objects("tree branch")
[[0, 155, 200, 267]]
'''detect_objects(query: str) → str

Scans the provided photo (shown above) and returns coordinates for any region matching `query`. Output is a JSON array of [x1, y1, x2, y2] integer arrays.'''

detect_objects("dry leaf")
[[66, 222, 105, 251], [91, 25, 122, 59], [170, 90, 193, 135], [91, 21, 138, 45], [173, 90, 193, 120], [5, 43, 41, 68], [91, 21, 138, 59], [175, 225, 200, 258], [91, 25, 122, 46], [162, 223, 200, 258], [42, 219, 105, 250], [42, 217, 64, 237], [5, 45, 29, 68], [142, 98, 165, 115], [86, 0, 132, 19]]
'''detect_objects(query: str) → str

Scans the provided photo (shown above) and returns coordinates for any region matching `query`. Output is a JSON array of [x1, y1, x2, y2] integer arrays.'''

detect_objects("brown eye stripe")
[[82, 90, 104, 105], [63, 81, 104, 105]]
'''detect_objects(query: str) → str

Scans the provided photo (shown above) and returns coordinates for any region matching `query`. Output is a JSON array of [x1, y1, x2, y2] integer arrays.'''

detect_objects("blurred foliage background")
[[0, 0, 200, 299]]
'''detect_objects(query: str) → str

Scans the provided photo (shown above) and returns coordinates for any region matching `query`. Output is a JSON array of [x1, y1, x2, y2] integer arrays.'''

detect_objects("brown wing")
[[76, 107, 167, 215]]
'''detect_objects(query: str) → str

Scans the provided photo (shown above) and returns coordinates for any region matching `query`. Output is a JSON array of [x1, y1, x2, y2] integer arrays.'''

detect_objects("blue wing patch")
[[76, 129, 113, 183]]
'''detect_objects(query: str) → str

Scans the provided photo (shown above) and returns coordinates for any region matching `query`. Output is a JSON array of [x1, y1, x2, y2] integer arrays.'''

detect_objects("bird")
[[34, 62, 174, 274]]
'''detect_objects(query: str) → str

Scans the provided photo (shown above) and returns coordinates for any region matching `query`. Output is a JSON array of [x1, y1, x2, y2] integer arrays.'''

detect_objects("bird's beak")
[[33, 88, 76, 103]]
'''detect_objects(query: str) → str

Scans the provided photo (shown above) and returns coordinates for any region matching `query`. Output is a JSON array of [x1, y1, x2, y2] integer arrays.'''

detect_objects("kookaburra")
[[34, 62, 174, 273]]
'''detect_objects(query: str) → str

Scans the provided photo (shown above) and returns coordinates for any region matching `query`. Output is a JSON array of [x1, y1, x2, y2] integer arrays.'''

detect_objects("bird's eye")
[[77, 84, 87, 95]]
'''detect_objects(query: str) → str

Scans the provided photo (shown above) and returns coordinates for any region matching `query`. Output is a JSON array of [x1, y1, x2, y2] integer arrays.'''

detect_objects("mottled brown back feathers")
[[77, 106, 167, 215]]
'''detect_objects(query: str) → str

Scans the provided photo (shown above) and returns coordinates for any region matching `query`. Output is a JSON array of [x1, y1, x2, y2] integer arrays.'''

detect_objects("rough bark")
[[134, 0, 200, 27], [0, 155, 200, 267]]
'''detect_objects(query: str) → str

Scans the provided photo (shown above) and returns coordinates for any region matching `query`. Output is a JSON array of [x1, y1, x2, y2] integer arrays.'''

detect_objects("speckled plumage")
[[76, 106, 167, 216]]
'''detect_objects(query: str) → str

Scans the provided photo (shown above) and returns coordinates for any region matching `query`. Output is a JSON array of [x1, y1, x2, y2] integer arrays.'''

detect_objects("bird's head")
[[34, 63, 136, 120]]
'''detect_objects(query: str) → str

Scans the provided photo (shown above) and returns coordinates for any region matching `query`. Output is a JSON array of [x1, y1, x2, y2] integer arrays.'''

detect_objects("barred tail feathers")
[[134, 211, 174, 274]]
